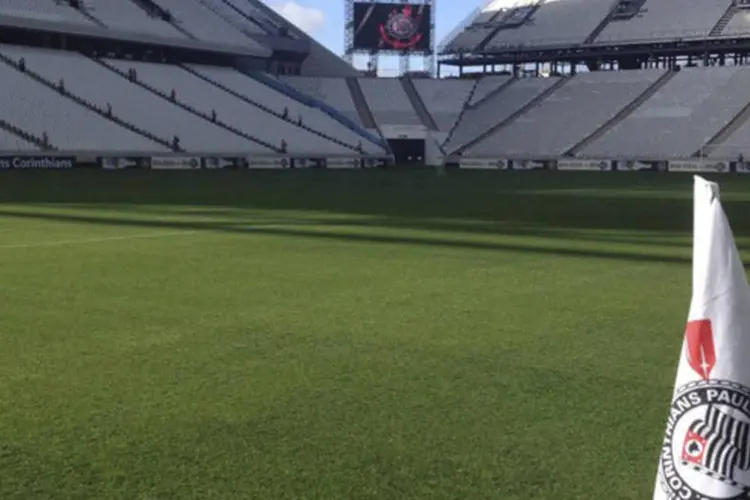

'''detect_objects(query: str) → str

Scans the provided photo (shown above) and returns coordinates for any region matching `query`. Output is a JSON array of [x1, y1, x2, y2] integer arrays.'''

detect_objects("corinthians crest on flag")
[[654, 176, 750, 500]]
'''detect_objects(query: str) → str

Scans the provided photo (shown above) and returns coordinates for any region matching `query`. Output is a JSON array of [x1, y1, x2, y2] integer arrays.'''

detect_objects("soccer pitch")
[[1, 169, 748, 499]]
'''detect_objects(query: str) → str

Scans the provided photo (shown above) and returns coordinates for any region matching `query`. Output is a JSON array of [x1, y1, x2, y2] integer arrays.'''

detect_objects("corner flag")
[[653, 176, 750, 499]]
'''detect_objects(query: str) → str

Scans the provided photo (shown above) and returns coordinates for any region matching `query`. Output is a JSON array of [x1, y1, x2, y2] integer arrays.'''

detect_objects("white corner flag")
[[654, 176, 750, 500]]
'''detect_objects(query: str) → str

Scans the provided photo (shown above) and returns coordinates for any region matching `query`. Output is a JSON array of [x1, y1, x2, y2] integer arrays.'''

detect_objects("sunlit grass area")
[[1, 169, 749, 499]]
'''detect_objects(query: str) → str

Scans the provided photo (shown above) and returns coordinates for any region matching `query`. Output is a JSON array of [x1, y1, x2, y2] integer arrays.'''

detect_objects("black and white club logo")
[[658, 380, 750, 499]]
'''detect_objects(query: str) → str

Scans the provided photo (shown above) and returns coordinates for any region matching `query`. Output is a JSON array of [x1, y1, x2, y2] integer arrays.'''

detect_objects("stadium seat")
[[445, 76, 559, 154], [595, 0, 732, 43], [0, 128, 38, 152], [580, 66, 750, 158], [0, 0, 92, 25], [412, 79, 475, 131], [153, 0, 263, 49], [468, 69, 666, 157], [0, 48, 167, 152], [85, 0, 188, 39], [281, 76, 363, 127], [485, 0, 613, 49], [718, 8, 750, 37], [468, 75, 513, 106], [106, 60, 356, 156], [190, 65, 380, 153], [0, 45, 270, 154], [358, 78, 422, 126]]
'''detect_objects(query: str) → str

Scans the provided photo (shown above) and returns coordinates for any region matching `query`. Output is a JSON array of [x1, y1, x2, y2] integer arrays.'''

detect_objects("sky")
[[262, 0, 481, 74]]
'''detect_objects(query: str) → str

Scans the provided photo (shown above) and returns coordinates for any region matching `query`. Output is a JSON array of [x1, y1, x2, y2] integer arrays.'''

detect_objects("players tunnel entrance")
[[388, 139, 425, 165]]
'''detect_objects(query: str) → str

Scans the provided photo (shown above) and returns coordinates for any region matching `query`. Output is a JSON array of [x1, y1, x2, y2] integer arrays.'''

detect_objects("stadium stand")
[[8, 0, 750, 168], [85, 0, 187, 39], [188, 65, 383, 153], [442, 0, 507, 53], [197, 0, 267, 36], [105, 59, 357, 155], [445, 76, 560, 154], [468, 69, 667, 157], [153, 0, 263, 48], [0, 45, 267, 153], [594, 0, 733, 43], [468, 75, 513, 106], [485, 0, 614, 49], [0, 128, 37, 151], [280, 77, 363, 127], [579, 66, 750, 158], [358, 78, 422, 126], [718, 7, 750, 37], [0, 0, 92, 25], [412, 78, 475, 131], [0, 48, 167, 153]]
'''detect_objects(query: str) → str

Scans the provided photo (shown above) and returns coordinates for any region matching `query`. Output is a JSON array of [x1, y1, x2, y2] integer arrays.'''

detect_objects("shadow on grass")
[[0, 207, 699, 266], [3, 170, 750, 264], [3, 170, 750, 234]]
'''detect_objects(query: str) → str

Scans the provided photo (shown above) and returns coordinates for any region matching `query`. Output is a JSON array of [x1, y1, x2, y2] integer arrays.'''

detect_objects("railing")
[[245, 70, 389, 151]]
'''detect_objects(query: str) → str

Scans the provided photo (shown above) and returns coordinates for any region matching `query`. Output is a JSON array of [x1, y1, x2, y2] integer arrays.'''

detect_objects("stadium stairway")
[[142, 0, 200, 39], [0, 118, 48, 150], [95, 58, 281, 152], [242, 70, 389, 153], [583, 2, 617, 44], [344, 77, 390, 150], [451, 77, 569, 156], [475, 0, 544, 52], [441, 78, 480, 149], [565, 69, 677, 157], [400, 77, 439, 132], [65, 0, 108, 28], [346, 77, 379, 131], [102, 0, 197, 39], [467, 77, 516, 111], [695, 98, 750, 157], [195, 0, 261, 40], [0, 52, 176, 152], [711, 4, 738, 36]]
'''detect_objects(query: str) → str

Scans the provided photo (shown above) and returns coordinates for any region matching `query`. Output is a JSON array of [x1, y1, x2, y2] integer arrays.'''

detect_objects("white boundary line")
[[0, 230, 199, 250]]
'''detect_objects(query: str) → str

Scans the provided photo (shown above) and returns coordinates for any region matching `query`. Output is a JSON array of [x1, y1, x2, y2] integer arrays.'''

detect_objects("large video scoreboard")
[[352, 2, 432, 52]]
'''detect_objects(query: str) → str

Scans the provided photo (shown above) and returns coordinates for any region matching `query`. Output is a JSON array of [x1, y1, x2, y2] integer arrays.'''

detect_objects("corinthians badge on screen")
[[378, 5, 423, 50], [658, 319, 750, 500]]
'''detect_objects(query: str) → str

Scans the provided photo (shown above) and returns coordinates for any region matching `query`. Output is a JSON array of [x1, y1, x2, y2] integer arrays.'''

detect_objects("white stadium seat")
[[719, 9, 750, 37], [580, 66, 750, 158], [486, 0, 614, 49], [412, 79, 475, 131], [0, 128, 38, 152], [281, 76, 363, 127], [595, 0, 732, 43], [106, 60, 353, 156], [0, 48, 166, 152], [446, 77, 560, 154], [153, 0, 262, 49], [0, 45, 265, 154], [0, 0, 92, 25], [469, 69, 666, 157], [358, 78, 421, 126], [85, 0, 187, 39], [469, 75, 512, 106], [191, 66, 382, 154]]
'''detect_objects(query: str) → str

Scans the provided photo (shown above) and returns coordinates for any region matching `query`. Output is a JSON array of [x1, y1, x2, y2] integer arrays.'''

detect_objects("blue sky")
[[263, 0, 480, 73]]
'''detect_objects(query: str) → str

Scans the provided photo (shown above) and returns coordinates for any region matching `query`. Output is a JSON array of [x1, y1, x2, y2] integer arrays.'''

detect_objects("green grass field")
[[2, 169, 750, 499]]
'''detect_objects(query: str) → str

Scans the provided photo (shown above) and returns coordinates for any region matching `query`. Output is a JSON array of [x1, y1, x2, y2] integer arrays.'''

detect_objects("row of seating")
[[0, 45, 382, 155], [284, 66, 750, 159], [0, 0, 265, 51], [443, 0, 742, 53], [5, 44, 750, 159]]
